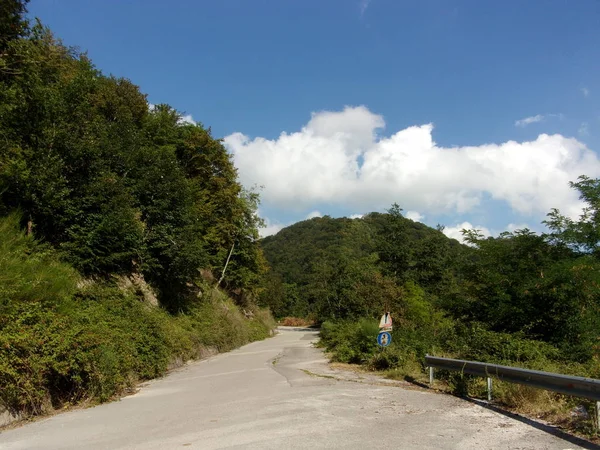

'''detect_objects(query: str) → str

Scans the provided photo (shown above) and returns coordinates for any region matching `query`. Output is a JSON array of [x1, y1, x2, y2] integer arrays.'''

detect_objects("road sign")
[[377, 331, 392, 347], [379, 312, 392, 331]]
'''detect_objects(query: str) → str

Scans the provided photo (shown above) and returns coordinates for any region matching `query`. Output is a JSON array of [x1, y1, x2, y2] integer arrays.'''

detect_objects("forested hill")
[[260, 208, 468, 321], [268, 203, 600, 429], [0, 2, 265, 310], [260, 198, 600, 367]]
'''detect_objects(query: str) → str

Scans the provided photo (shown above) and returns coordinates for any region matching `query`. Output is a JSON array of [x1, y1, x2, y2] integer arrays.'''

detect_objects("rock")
[[570, 404, 589, 419]]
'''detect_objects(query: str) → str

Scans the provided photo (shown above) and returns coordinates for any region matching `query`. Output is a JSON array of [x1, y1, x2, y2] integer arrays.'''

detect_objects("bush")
[[0, 216, 275, 418], [320, 319, 380, 364], [0, 213, 79, 312]]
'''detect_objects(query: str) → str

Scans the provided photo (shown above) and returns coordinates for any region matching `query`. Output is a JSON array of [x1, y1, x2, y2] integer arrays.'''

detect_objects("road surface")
[[0, 327, 596, 449]]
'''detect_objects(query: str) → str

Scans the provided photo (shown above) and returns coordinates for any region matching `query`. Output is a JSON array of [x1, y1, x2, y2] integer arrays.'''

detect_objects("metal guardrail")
[[425, 355, 600, 427]]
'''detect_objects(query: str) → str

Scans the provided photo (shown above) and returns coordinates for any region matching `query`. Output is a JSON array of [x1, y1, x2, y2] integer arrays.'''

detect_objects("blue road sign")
[[377, 331, 392, 347]]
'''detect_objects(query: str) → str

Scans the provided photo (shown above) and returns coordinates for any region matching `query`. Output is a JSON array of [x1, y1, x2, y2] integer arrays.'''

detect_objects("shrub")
[[320, 319, 380, 364], [0, 216, 275, 418]]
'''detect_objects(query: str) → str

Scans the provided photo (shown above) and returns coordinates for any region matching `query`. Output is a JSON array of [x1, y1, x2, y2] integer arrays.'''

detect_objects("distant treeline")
[[261, 185, 600, 366]]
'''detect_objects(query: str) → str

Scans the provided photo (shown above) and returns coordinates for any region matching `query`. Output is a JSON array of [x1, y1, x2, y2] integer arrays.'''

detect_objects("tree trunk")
[[216, 241, 236, 288]]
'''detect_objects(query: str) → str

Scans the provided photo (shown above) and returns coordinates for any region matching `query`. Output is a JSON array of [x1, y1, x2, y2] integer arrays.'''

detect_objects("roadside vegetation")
[[260, 185, 600, 433], [0, 214, 274, 417], [3, 0, 600, 435], [0, 1, 273, 421]]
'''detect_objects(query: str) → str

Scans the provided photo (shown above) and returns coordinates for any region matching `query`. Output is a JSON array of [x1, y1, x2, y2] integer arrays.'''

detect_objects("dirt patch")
[[278, 317, 315, 327]]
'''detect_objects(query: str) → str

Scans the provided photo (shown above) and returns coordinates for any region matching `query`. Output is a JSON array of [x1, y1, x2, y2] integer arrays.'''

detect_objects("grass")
[[0, 214, 275, 419], [318, 317, 600, 438]]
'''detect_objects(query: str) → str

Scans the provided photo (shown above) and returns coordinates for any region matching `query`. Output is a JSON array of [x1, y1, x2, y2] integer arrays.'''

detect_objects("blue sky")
[[29, 0, 600, 239]]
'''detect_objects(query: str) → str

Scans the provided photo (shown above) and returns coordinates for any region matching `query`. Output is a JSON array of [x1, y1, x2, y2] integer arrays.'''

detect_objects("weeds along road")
[[0, 328, 596, 450]]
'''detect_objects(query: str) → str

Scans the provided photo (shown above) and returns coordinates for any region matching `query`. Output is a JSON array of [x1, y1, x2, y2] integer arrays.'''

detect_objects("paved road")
[[0, 328, 596, 450]]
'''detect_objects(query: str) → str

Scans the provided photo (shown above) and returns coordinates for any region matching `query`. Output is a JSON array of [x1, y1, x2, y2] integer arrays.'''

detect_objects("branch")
[[216, 240, 236, 288]]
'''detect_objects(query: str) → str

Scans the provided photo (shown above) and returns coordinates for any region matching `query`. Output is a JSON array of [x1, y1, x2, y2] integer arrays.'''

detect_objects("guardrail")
[[425, 355, 600, 428]]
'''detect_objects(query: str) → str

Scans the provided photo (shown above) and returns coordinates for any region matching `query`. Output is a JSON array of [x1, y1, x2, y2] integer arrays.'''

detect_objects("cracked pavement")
[[0, 327, 595, 450]]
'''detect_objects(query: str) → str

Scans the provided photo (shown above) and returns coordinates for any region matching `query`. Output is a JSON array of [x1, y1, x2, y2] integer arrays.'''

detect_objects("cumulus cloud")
[[515, 114, 545, 127], [405, 211, 424, 222], [442, 222, 491, 243], [260, 221, 284, 238], [179, 113, 196, 125], [350, 214, 364, 219], [582, 87, 590, 97], [257, 211, 285, 237], [225, 106, 599, 222], [306, 210, 323, 219]]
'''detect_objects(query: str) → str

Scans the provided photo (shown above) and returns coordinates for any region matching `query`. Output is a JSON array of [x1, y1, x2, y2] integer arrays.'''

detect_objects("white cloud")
[[506, 223, 530, 233], [179, 113, 196, 125], [442, 222, 491, 243], [515, 114, 544, 127], [350, 214, 364, 219], [259, 210, 323, 238], [405, 211, 424, 222], [259, 215, 285, 238], [225, 106, 598, 223], [582, 87, 590, 97], [579, 122, 590, 137]]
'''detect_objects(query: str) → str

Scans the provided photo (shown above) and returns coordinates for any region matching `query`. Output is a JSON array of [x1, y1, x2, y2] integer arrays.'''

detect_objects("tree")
[[544, 175, 600, 257], [0, 12, 267, 312], [376, 204, 412, 282], [0, 0, 29, 54]]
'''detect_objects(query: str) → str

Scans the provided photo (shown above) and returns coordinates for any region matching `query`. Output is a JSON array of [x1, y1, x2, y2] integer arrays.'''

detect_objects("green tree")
[[545, 175, 600, 257]]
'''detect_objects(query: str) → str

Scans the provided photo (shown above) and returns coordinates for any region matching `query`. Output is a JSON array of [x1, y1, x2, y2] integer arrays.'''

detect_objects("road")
[[0, 327, 596, 450]]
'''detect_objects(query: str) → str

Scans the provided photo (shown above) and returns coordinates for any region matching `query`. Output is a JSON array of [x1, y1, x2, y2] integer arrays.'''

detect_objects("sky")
[[28, 0, 600, 240]]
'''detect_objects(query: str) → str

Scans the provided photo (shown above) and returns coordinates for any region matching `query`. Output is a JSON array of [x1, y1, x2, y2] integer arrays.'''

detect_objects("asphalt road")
[[0, 328, 596, 450]]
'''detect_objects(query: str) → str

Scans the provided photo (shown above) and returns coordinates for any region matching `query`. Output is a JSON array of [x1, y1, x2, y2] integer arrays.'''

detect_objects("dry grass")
[[279, 317, 315, 327], [415, 374, 598, 439]]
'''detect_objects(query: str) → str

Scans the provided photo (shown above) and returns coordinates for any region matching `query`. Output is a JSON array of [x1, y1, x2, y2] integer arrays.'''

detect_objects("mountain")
[[259, 210, 468, 321]]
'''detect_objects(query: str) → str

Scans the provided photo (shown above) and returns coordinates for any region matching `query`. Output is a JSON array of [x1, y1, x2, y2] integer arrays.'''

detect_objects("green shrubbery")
[[0, 3, 274, 421], [0, 286, 274, 417], [0, 215, 274, 418], [319, 313, 600, 420]]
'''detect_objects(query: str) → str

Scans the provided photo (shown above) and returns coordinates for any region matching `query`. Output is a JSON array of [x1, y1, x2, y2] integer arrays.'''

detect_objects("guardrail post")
[[429, 366, 434, 385], [487, 377, 492, 402], [596, 401, 600, 430]]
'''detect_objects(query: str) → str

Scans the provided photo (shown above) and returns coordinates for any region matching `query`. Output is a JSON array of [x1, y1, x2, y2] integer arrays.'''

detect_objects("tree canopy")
[[260, 188, 600, 364], [0, 1, 266, 311]]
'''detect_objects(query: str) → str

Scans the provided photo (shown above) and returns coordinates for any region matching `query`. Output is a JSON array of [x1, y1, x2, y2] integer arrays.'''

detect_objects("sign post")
[[377, 331, 392, 347], [377, 312, 392, 347]]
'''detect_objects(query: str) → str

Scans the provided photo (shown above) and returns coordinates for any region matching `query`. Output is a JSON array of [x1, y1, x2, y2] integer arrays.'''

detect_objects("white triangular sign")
[[379, 312, 392, 329]]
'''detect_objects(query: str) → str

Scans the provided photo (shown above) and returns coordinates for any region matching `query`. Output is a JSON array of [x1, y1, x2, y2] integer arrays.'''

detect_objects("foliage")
[[319, 319, 380, 364], [0, 3, 272, 420], [0, 215, 274, 417], [0, 9, 266, 310], [260, 213, 463, 320], [0, 212, 79, 313], [263, 177, 600, 431]]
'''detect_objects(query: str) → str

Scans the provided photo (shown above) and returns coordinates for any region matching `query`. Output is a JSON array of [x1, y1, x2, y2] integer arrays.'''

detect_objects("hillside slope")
[[260, 210, 468, 320], [0, 1, 273, 422]]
